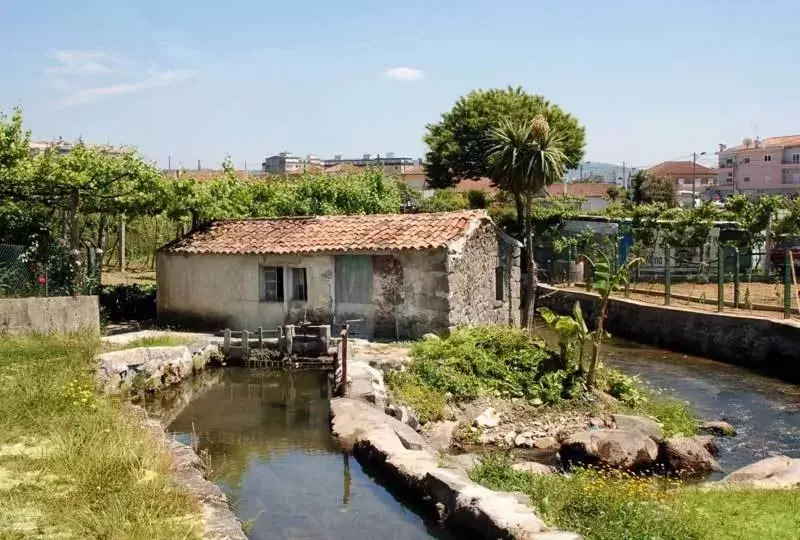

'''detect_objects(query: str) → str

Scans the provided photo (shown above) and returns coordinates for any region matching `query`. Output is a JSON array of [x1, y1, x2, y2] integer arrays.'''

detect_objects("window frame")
[[495, 266, 505, 301], [792, 153, 800, 164], [764, 155, 772, 162], [743, 176, 751, 183], [261, 266, 284, 303], [744, 157, 751, 164], [290, 267, 308, 302]]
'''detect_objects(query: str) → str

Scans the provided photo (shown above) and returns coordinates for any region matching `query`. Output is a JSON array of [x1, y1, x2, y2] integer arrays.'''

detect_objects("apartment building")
[[261, 151, 420, 175], [712, 135, 800, 200], [29, 140, 134, 156], [261, 152, 323, 174]]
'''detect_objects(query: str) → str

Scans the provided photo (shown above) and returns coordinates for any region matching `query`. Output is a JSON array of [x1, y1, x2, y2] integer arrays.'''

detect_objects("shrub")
[[405, 326, 577, 404], [418, 189, 470, 212], [100, 284, 156, 322], [466, 189, 489, 209]]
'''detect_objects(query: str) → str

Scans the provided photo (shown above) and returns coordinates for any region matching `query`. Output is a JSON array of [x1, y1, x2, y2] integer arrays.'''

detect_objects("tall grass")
[[0, 333, 202, 539]]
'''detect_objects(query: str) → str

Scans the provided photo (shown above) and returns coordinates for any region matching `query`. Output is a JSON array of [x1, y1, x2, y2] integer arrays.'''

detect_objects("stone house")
[[156, 210, 520, 338]]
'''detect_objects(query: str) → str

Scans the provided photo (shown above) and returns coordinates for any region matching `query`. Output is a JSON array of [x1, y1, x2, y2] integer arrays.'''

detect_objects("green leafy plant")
[[538, 301, 590, 372], [582, 252, 644, 387]]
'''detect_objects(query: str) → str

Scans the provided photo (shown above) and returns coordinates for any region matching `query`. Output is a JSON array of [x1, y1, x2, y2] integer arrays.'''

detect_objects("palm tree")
[[489, 115, 567, 328]]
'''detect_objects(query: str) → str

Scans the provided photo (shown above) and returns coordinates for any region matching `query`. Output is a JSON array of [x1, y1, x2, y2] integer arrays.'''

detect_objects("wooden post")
[[258, 326, 264, 352], [717, 243, 724, 313], [733, 247, 741, 309], [664, 244, 671, 306], [242, 330, 250, 360], [223, 329, 231, 355], [339, 324, 348, 397], [790, 251, 799, 316], [119, 215, 126, 272], [784, 251, 792, 320]]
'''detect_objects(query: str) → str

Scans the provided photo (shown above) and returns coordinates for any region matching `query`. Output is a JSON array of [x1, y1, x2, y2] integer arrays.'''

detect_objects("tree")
[[605, 184, 626, 204], [489, 115, 568, 328], [424, 87, 585, 189], [631, 170, 678, 207]]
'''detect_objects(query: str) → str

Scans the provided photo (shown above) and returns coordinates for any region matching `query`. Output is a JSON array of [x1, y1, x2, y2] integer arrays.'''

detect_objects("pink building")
[[712, 135, 800, 200]]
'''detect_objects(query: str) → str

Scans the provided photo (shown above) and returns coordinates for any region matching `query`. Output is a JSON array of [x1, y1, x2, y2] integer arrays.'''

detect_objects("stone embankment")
[[99, 331, 246, 540], [331, 342, 580, 540]]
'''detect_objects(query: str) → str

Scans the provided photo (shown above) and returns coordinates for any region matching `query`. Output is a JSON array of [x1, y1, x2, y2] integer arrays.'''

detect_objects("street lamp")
[[579, 161, 591, 181], [691, 151, 707, 202]]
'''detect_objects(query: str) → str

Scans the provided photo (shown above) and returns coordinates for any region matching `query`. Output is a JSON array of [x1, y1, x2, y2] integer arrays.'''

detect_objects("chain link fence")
[[0, 243, 101, 298]]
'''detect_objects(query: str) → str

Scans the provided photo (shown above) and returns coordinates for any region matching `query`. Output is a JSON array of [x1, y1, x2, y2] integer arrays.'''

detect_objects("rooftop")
[[161, 210, 490, 255], [647, 161, 717, 177], [452, 178, 499, 196], [722, 135, 800, 152], [548, 182, 613, 198]]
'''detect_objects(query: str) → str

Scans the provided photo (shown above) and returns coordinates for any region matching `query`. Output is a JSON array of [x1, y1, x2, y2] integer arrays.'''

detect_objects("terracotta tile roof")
[[162, 169, 252, 181], [161, 210, 489, 255], [402, 165, 425, 175], [647, 161, 716, 177], [549, 182, 613, 198], [724, 135, 800, 152], [323, 163, 363, 174], [453, 177, 499, 195]]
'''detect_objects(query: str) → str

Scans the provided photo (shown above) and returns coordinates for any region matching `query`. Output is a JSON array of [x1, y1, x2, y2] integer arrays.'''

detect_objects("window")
[[793, 153, 800, 164], [261, 266, 284, 302], [764, 155, 772, 162], [495, 267, 505, 301], [290, 268, 307, 301], [744, 157, 751, 164], [726, 158, 733, 165], [726, 172, 733, 183], [744, 176, 750, 182]]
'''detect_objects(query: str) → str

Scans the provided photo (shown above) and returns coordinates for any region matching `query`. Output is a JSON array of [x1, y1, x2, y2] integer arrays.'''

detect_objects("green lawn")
[[471, 454, 800, 540], [0, 333, 202, 539], [103, 334, 197, 351]]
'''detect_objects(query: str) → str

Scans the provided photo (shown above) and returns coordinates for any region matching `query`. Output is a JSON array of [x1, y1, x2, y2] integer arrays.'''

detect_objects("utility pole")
[[622, 161, 626, 187], [168, 155, 171, 172], [197, 159, 201, 171], [691, 152, 698, 202]]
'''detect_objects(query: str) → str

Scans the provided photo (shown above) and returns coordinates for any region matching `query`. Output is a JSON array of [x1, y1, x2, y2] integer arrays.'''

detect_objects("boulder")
[[531, 436, 560, 451], [473, 407, 501, 429], [700, 420, 737, 437], [612, 414, 664, 441], [330, 397, 429, 454], [560, 429, 659, 471], [515, 432, 534, 448], [720, 456, 800, 488], [660, 437, 720, 475], [693, 435, 719, 457], [385, 403, 420, 431], [421, 333, 440, 341], [511, 461, 554, 475], [502, 431, 517, 447], [443, 453, 482, 471], [426, 421, 458, 451]]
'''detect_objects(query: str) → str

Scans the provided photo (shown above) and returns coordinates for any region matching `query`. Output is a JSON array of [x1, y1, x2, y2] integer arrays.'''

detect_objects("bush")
[[404, 326, 579, 404], [418, 189, 470, 213], [466, 189, 489, 209], [100, 284, 156, 322]]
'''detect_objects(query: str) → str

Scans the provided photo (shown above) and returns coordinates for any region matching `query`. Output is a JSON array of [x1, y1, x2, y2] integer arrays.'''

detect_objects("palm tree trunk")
[[522, 194, 536, 329]]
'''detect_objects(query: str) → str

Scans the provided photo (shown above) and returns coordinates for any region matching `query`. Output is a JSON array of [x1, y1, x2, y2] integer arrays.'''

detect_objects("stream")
[[145, 336, 800, 538], [145, 369, 452, 540], [601, 338, 800, 476]]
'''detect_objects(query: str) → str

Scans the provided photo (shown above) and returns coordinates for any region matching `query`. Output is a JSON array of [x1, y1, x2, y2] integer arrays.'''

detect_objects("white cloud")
[[48, 49, 117, 75], [55, 69, 196, 108], [385, 67, 424, 81]]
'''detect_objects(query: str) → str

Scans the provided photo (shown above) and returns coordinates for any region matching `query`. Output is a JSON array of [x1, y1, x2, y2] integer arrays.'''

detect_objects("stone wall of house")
[[377, 250, 451, 339], [447, 221, 520, 328]]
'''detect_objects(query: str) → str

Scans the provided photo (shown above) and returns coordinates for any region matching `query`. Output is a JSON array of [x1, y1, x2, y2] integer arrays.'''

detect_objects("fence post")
[[566, 246, 573, 286], [258, 326, 264, 352], [664, 244, 671, 306], [785, 250, 792, 320], [223, 329, 231, 355], [733, 247, 740, 309], [717, 243, 724, 313], [242, 329, 250, 359]]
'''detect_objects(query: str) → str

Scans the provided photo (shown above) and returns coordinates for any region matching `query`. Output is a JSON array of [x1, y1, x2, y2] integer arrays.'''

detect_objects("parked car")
[[769, 240, 800, 271]]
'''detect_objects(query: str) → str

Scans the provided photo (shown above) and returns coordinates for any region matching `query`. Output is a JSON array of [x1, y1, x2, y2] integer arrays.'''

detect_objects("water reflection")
[[148, 369, 451, 540]]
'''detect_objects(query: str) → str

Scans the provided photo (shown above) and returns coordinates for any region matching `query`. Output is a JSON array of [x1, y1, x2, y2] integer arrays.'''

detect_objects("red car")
[[770, 241, 800, 271]]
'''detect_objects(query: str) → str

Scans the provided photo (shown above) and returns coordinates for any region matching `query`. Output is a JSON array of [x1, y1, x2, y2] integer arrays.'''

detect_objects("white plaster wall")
[[157, 252, 334, 330]]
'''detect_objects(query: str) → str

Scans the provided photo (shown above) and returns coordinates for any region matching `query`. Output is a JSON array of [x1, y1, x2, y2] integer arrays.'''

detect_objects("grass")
[[631, 390, 699, 437], [471, 454, 800, 540], [0, 333, 202, 539]]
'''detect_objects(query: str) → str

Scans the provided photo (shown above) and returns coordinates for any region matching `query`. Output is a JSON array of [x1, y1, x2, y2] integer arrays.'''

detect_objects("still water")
[[146, 369, 451, 540]]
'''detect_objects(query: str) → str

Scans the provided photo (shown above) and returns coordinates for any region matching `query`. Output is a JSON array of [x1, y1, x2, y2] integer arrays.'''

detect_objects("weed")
[[385, 371, 446, 423]]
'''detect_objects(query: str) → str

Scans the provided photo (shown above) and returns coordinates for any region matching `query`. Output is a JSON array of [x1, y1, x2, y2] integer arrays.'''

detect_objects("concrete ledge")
[[331, 396, 579, 539], [537, 284, 800, 383], [0, 295, 99, 334], [95, 342, 219, 394]]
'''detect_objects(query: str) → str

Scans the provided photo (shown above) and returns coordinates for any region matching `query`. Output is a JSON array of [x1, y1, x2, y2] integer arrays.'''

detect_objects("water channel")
[[145, 369, 453, 540], [146, 337, 800, 538]]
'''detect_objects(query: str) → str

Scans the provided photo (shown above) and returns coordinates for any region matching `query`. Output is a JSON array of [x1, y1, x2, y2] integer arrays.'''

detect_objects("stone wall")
[[447, 221, 520, 328], [0, 295, 100, 334], [536, 284, 800, 383]]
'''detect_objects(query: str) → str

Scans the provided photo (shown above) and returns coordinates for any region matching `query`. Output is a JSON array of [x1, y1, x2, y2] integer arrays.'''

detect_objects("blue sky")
[[2, 0, 798, 170]]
